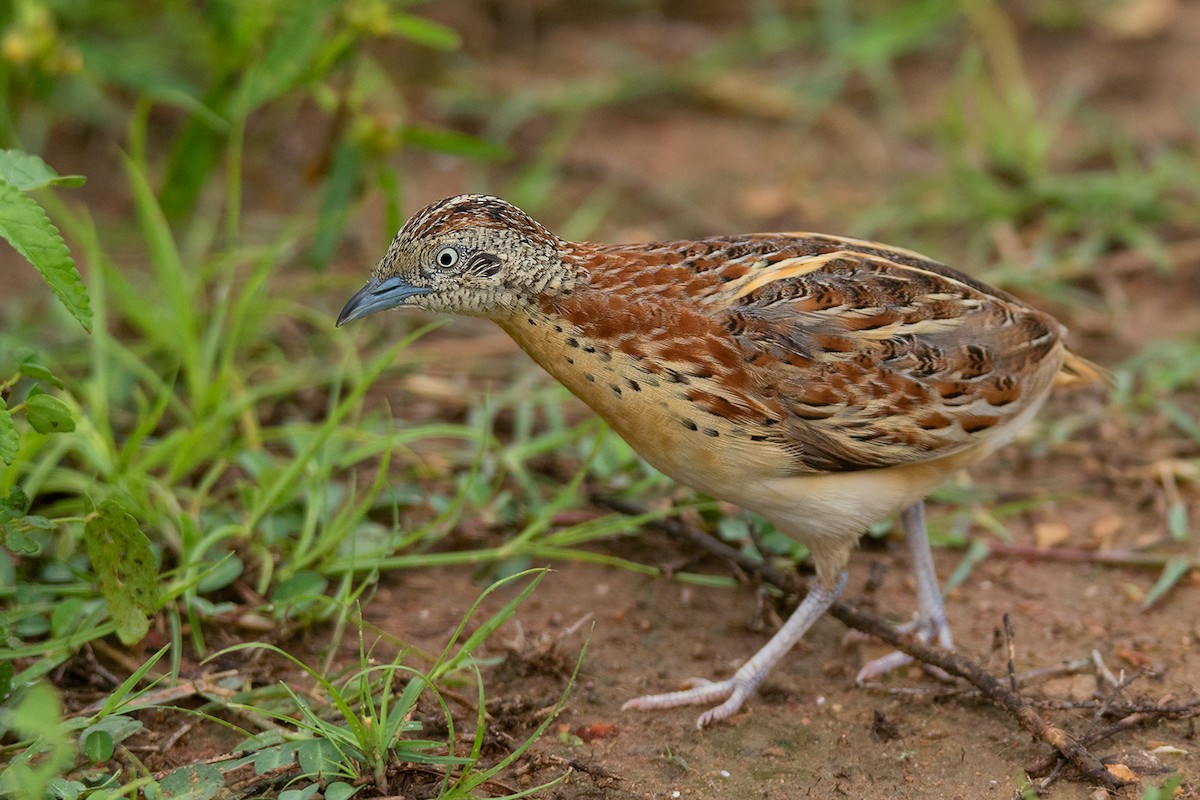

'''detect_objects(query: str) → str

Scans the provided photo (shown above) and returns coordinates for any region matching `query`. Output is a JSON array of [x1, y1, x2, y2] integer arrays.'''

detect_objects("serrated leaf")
[[0, 150, 85, 191], [158, 763, 222, 800], [1, 487, 31, 515], [0, 396, 16, 465], [391, 14, 460, 50], [24, 393, 76, 434], [2, 528, 39, 555], [84, 500, 159, 645], [0, 179, 92, 332]]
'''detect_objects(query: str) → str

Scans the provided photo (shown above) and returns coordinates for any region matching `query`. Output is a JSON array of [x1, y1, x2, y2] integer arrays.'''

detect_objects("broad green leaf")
[[0, 150, 85, 191], [296, 738, 341, 778], [158, 763, 222, 800], [0, 179, 92, 332], [0, 397, 16, 465], [81, 716, 143, 753], [324, 782, 360, 800], [84, 500, 159, 645], [272, 571, 328, 603], [196, 552, 243, 593], [50, 597, 86, 638], [253, 742, 301, 774], [279, 785, 320, 800], [23, 393, 76, 434], [82, 730, 114, 763]]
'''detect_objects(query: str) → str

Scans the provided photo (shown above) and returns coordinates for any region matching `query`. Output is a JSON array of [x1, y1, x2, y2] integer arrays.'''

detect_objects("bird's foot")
[[854, 616, 954, 684], [622, 672, 758, 729]]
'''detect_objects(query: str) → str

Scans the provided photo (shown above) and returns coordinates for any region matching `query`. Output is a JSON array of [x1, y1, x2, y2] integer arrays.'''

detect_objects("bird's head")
[[337, 195, 573, 326]]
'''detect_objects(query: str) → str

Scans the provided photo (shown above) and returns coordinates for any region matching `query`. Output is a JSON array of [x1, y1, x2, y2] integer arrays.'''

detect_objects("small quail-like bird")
[[338, 194, 1100, 728]]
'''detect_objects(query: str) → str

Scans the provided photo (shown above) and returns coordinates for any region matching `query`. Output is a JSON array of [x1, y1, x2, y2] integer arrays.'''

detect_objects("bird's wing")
[[699, 235, 1067, 473]]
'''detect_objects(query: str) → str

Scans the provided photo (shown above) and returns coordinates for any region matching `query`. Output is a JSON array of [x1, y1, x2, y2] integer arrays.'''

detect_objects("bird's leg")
[[623, 571, 848, 729], [855, 500, 954, 683]]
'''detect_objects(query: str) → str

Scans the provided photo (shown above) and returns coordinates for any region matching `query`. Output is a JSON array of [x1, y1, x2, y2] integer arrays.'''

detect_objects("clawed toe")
[[855, 616, 956, 684], [622, 677, 743, 728]]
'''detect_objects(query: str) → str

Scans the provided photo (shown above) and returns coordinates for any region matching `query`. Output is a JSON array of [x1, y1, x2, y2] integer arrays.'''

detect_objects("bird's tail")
[[1056, 349, 1111, 387]]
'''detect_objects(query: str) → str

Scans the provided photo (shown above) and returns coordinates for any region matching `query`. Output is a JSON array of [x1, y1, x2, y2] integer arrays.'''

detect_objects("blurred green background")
[[1, 1, 1198, 797]]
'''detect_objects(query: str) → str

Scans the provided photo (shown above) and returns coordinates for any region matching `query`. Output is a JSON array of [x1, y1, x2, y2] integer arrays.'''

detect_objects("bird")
[[337, 194, 1102, 729]]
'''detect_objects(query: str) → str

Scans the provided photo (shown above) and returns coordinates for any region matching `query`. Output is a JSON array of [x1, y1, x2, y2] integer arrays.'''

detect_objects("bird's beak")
[[336, 276, 432, 327]]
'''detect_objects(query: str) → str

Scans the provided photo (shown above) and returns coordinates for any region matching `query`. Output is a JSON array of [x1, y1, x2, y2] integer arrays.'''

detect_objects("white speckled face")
[[339, 195, 574, 321]]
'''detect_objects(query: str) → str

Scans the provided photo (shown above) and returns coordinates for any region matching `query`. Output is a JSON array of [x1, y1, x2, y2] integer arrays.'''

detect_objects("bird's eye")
[[435, 246, 460, 269]]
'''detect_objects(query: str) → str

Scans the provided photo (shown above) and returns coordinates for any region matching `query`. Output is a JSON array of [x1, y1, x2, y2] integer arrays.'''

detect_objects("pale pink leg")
[[855, 501, 954, 683], [623, 572, 847, 728]]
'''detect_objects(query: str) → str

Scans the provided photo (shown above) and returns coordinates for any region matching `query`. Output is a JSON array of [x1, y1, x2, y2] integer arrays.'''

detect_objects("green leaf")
[[279, 785, 321, 800], [272, 571, 328, 603], [1167, 503, 1189, 542], [0, 150, 85, 191], [82, 730, 114, 763], [2, 528, 39, 555], [158, 764, 223, 800], [231, 1, 334, 116], [17, 353, 64, 388], [323, 782, 360, 800], [402, 126, 510, 161], [81, 716, 143, 752], [23, 393, 76, 434], [0, 660, 12, 699], [84, 500, 159, 645], [50, 597, 86, 638], [308, 140, 363, 267], [196, 552, 243, 593], [296, 738, 341, 778], [1141, 557, 1191, 610], [253, 742, 300, 774], [1, 487, 31, 516], [0, 179, 92, 332], [0, 397, 16, 465], [391, 13, 460, 50]]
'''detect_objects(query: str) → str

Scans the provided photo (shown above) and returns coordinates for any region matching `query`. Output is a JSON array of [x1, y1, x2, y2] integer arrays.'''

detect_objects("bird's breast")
[[495, 309, 797, 497]]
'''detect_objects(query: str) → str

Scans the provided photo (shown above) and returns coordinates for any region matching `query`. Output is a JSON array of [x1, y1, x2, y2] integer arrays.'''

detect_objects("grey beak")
[[337, 276, 432, 327]]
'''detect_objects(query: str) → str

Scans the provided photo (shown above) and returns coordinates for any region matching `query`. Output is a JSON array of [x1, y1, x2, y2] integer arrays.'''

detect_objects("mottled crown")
[[396, 194, 560, 251]]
